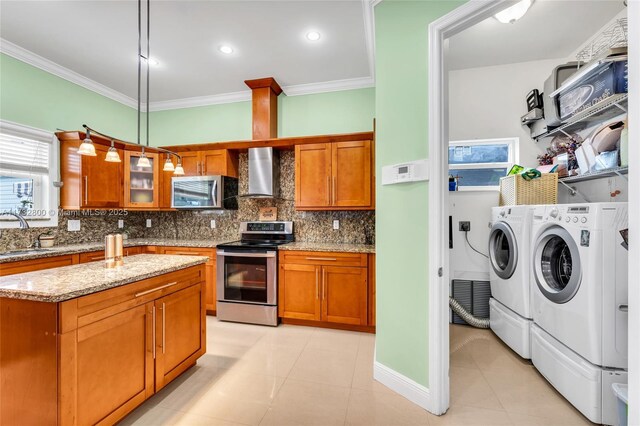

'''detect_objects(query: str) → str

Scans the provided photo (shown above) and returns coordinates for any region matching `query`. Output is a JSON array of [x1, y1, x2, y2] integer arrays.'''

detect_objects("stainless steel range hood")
[[244, 147, 280, 198], [241, 78, 283, 199]]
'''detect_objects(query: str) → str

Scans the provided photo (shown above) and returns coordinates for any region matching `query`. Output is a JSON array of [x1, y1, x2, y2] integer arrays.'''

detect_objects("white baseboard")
[[373, 361, 433, 412]]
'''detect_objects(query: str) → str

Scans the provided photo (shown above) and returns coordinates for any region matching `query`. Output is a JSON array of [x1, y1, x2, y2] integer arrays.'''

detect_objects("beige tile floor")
[[121, 319, 594, 426]]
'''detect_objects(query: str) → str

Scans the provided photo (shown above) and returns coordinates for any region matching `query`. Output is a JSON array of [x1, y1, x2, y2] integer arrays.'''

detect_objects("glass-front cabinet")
[[124, 151, 159, 208]]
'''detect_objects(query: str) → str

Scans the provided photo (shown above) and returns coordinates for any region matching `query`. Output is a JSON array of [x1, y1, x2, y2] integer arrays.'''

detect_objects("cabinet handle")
[[152, 306, 156, 359], [332, 176, 336, 205], [316, 268, 320, 299], [202, 161, 206, 175], [89, 256, 105, 261], [84, 176, 88, 204], [327, 176, 331, 205], [169, 252, 193, 256], [306, 257, 337, 261], [196, 162, 201, 175], [322, 269, 326, 300], [162, 302, 166, 354], [619, 304, 629, 312], [135, 281, 179, 298]]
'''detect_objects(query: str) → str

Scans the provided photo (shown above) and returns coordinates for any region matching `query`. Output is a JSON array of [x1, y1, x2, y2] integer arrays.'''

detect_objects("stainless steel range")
[[216, 221, 293, 326]]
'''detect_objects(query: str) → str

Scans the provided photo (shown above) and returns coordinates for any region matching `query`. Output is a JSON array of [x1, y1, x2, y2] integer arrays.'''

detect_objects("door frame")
[[427, 0, 639, 421]]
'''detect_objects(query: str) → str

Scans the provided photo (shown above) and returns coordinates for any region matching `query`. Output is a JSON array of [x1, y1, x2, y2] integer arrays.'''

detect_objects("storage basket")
[[499, 173, 558, 206]]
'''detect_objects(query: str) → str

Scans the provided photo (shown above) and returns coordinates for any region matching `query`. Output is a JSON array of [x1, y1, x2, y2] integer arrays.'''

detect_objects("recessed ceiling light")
[[219, 45, 234, 54], [494, 0, 534, 24], [140, 56, 160, 66], [306, 31, 321, 41]]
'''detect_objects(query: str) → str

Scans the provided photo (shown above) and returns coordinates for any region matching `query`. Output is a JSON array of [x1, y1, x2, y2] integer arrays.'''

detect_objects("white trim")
[[626, 2, 639, 425], [362, 0, 379, 80], [373, 362, 432, 411], [2, 32, 376, 112], [427, 0, 510, 416], [282, 77, 375, 97], [0, 38, 138, 109], [0, 119, 55, 143], [149, 91, 252, 111]]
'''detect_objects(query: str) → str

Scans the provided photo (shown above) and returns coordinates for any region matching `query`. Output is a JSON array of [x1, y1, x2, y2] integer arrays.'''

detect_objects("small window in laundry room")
[[0, 120, 59, 228], [448, 137, 518, 190]]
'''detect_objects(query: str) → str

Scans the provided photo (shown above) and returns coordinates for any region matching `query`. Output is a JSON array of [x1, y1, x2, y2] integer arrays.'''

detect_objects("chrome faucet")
[[0, 211, 30, 229]]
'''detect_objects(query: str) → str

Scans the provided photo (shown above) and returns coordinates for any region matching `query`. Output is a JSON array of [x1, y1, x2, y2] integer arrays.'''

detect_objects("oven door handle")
[[217, 250, 276, 258]]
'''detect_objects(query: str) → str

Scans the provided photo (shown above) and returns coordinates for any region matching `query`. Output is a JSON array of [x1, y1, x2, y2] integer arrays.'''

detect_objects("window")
[[0, 120, 58, 228], [448, 138, 518, 190]]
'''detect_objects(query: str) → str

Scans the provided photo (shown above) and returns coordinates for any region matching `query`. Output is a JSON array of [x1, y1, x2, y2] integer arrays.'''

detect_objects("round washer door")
[[489, 221, 518, 280], [533, 226, 582, 304]]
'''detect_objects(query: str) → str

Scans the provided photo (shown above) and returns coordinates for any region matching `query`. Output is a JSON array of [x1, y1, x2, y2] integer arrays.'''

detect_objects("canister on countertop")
[[114, 234, 124, 266], [105, 234, 116, 268]]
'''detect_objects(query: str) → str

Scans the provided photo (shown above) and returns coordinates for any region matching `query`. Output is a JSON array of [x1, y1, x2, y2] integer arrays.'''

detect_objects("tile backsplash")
[[0, 151, 374, 252]]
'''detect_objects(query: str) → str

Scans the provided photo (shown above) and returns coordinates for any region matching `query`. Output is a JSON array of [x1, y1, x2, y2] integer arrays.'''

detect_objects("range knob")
[[581, 217, 587, 224], [549, 208, 559, 218]]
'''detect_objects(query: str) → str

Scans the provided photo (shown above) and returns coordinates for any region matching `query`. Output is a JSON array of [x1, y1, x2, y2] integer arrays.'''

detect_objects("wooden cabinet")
[[154, 283, 205, 390], [295, 141, 374, 210], [125, 151, 160, 208], [0, 264, 206, 426], [159, 246, 217, 315], [60, 140, 124, 209], [0, 254, 75, 276], [78, 246, 142, 264], [174, 149, 239, 178], [278, 251, 370, 328]]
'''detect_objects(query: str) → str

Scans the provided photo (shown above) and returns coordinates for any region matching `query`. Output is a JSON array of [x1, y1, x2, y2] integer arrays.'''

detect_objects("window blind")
[[0, 133, 50, 174]]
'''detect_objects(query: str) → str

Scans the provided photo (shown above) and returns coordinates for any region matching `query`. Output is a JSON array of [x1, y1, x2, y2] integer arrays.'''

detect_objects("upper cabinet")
[[175, 149, 239, 178], [125, 151, 160, 208], [295, 140, 374, 210], [60, 140, 124, 209]]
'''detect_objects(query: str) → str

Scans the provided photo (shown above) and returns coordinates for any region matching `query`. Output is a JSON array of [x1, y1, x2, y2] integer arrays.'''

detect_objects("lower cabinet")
[[278, 251, 371, 327], [0, 254, 74, 276], [0, 264, 206, 426], [158, 246, 217, 315]]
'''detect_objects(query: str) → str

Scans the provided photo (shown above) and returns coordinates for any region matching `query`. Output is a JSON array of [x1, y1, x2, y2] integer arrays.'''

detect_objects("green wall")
[[374, 0, 464, 387], [0, 52, 374, 145], [0, 53, 138, 140]]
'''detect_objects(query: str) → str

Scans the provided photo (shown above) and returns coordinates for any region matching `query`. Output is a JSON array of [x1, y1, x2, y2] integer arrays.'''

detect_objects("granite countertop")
[[278, 242, 375, 254], [0, 238, 234, 263], [0, 254, 208, 302]]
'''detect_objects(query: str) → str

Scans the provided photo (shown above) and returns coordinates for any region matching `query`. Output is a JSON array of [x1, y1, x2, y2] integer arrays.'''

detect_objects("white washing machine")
[[488, 205, 535, 358], [530, 203, 628, 425]]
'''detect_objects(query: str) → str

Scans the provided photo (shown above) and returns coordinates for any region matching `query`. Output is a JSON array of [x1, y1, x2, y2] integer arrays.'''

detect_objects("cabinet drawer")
[[59, 265, 205, 332], [161, 246, 215, 261], [0, 255, 74, 276], [124, 246, 142, 256], [79, 250, 106, 263], [280, 251, 367, 267]]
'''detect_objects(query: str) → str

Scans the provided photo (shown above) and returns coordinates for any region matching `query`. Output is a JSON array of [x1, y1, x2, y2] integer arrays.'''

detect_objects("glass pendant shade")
[[78, 135, 97, 156], [137, 154, 151, 168], [163, 157, 175, 171], [105, 143, 121, 162], [173, 164, 185, 175]]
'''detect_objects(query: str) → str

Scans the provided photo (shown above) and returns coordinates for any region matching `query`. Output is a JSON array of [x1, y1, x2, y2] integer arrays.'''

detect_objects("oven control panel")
[[241, 221, 294, 235]]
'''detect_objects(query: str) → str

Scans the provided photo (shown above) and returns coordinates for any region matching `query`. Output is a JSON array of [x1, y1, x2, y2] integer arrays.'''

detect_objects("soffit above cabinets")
[[447, 1, 625, 70], [0, 1, 375, 109]]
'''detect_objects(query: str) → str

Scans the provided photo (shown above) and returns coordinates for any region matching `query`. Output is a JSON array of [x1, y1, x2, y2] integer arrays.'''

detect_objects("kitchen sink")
[[0, 248, 53, 257]]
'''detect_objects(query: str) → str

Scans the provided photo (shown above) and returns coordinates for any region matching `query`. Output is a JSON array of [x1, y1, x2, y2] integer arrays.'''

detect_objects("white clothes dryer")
[[531, 203, 628, 369], [488, 205, 535, 358]]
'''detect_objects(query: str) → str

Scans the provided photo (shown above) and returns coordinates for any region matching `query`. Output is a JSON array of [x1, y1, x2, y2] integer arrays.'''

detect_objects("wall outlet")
[[67, 220, 81, 232], [146, 219, 152, 228], [118, 219, 124, 229], [459, 221, 471, 232], [210, 219, 216, 229], [333, 220, 340, 230]]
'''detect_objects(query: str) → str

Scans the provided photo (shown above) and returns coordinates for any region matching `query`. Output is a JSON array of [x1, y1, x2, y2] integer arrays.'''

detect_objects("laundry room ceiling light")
[[306, 31, 321, 41], [494, 0, 534, 24]]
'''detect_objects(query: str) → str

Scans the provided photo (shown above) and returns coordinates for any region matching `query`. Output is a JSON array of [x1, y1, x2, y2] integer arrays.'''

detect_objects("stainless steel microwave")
[[171, 176, 238, 209]]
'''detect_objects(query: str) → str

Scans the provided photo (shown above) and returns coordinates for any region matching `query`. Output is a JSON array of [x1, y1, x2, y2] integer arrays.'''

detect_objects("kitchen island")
[[0, 254, 208, 426]]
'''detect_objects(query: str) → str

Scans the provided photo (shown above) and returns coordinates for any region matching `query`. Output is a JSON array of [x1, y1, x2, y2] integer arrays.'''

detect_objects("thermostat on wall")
[[382, 159, 429, 185]]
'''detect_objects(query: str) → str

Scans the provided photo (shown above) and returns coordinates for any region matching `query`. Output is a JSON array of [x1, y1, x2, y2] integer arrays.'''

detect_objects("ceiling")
[[0, 0, 374, 108], [447, 0, 626, 70]]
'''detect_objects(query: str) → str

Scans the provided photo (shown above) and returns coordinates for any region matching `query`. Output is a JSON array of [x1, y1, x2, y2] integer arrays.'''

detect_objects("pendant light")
[[105, 140, 121, 162], [78, 129, 97, 156], [137, 146, 152, 168], [163, 154, 175, 171], [174, 160, 185, 176]]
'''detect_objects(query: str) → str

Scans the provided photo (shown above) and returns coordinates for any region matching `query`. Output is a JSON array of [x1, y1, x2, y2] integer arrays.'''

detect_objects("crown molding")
[[0, 38, 138, 109], [282, 76, 375, 97], [149, 91, 252, 111], [362, 0, 378, 78]]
